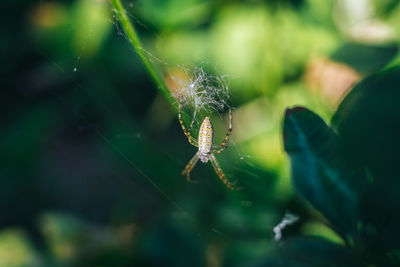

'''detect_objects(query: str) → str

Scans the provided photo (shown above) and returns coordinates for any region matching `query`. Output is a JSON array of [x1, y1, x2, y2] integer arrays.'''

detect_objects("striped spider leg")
[[178, 99, 238, 190], [178, 100, 198, 147]]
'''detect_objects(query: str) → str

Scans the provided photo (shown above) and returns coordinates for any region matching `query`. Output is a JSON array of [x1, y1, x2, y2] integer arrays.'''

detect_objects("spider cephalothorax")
[[178, 99, 238, 190]]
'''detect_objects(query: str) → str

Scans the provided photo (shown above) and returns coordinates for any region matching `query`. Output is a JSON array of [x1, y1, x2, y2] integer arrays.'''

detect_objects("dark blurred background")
[[1, 0, 399, 266]]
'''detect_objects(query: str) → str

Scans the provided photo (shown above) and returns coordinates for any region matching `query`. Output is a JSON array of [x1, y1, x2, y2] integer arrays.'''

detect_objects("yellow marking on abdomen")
[[198, 117, 213, 156]]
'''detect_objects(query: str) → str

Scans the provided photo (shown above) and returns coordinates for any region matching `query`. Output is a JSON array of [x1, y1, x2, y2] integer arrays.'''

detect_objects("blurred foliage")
[[1, 0, 400, 266], [0, 229, 40, 267], [39, 212, 135, 265], [135, 0, 212, 29]]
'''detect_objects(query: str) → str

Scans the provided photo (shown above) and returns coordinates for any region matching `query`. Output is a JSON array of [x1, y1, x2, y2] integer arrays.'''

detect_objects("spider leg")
[[182, 152, 200, 182], [178, 99, 198, 147], [212, 108, 232, 154], [210, 154, 240, 190]]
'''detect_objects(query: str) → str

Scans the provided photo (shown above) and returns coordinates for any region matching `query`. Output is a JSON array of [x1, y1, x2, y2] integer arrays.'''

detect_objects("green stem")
[[110, 0, 173, 105]]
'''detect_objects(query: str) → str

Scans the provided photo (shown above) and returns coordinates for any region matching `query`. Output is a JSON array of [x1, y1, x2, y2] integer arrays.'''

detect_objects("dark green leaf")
[[333, 67, 400, 250], [249, 236, 360, 267], [283, 107, 367, 236], [330, 43, 398, 76], [279, 236, 360, 267]]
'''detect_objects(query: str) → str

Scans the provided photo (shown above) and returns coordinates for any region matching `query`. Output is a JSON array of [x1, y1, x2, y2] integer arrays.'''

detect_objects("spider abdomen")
[[198, 117, 213, 162]]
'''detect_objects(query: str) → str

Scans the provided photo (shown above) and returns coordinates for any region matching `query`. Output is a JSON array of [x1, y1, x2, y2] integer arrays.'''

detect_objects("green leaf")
[[332, 67, 400, 250], [279, 236, 360, 267], [330, 43, 399, 76], [283, 107, 366, 237], [333, 67, 400, 182]]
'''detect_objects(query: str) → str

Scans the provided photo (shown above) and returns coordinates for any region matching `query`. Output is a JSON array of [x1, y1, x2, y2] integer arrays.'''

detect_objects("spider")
[[178, 99, 238, 190]]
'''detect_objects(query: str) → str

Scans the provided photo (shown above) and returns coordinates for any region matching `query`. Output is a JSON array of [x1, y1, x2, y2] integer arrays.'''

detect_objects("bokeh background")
[[2, 0, 400, 266]]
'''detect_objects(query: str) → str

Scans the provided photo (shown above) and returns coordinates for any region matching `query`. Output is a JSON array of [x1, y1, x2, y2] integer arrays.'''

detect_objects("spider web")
[[169, 66, 231, 117], [109, 3, 263, 206], [35, 0, 236, 231], [34, 0, 273, 241]]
